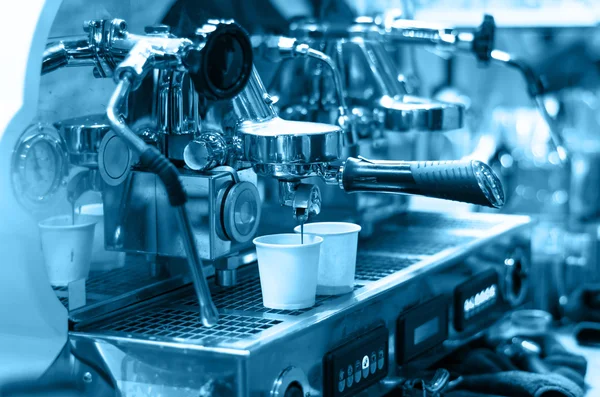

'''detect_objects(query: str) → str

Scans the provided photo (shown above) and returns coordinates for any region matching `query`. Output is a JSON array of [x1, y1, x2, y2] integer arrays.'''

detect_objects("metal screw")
[[83, 372, 92, 383]]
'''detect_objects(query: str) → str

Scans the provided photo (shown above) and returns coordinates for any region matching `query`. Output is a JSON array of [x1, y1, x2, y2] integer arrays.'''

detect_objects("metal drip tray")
[[93, 309, 282, 345], [383, 212, 507, 230], [355, 254, 420, 281], [360, 233, 474, 255], [172, 273, 363, 317], [53, 259, 160, 306], [53, 255, 187, 319], [69, 212, 532, 397], [77, 212, 529, 349]]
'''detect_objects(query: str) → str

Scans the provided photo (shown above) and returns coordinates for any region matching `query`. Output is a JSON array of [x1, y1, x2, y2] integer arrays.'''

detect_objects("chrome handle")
[[339, 157, 505, 208], [386, 14, 495, 62]]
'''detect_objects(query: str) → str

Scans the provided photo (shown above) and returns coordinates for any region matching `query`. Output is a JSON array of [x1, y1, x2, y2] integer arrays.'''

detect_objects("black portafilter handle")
[[340, 157, 505, 209], [183, 20, 253, 101]]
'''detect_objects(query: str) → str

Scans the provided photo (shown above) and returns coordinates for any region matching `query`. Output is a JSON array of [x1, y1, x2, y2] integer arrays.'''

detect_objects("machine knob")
[[271, 367, 308, 397], [98, 131, 133, 186], [144, 24, 170, 34], [183, 132, 227, 171], [221, 181, 262, 244], [472, 15, 495, 63], [284, 383, 304, 397], [184, 20, 253, 100]]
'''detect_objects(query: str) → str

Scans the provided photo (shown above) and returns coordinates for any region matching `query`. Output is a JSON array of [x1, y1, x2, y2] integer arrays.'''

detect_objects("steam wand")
[[107, 72, 219, 327]]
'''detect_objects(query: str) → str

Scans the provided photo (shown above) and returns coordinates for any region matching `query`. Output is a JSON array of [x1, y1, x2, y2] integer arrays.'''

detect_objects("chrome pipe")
[[107, 74, 219, 327], [176, 206, 219, 327]]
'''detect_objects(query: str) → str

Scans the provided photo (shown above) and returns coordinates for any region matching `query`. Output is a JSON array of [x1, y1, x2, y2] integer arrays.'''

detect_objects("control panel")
[[454, 269, 501, 332], [396, 295, 449, 365], [323, 325, 389, 397]]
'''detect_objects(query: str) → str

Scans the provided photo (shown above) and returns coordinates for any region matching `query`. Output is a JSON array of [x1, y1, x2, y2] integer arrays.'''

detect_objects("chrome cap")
[[472, 160, 505, 208]]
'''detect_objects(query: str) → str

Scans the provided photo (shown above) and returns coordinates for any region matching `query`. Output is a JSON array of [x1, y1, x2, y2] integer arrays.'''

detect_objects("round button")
[[222, 181, 261, 243], [354, 360, 361, 383], [346, 365, 353, 388], [362, 355, 370, 370], [370, 352, 377, 375]]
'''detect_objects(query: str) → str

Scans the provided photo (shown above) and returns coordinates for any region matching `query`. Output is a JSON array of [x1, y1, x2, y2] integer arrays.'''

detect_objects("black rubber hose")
[[139, 146, 187, 207]]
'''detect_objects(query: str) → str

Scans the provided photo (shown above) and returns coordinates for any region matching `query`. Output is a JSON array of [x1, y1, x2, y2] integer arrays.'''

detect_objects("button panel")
[[324, 325, 389, 397]]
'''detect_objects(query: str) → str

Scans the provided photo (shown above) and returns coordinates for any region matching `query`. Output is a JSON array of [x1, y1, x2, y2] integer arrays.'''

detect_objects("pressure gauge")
[[11, 123, 68, 210]]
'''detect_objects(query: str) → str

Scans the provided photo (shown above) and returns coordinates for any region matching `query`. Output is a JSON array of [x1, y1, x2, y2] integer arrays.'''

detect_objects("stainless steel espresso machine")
[[2, 3, 534, 396]]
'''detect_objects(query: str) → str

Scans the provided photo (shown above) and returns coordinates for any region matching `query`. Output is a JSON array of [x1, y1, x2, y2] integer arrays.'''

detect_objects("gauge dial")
[[12, 124, 68, 210]]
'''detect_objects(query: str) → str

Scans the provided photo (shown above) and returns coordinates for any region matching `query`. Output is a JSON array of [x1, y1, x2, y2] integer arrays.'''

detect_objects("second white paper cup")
[[253, 233, 323, 310], [294, 222, 361, 295], [39, 215, 96, 287]]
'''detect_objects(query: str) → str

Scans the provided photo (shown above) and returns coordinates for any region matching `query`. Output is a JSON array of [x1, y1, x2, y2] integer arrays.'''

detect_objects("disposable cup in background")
[[75, 203, 123, 271], [294, 222, 361, 295], [253, 233, 323, 310], [39, 215, 96, 287]]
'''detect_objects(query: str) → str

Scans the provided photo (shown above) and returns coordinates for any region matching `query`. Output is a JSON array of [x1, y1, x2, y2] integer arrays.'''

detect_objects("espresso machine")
[[0, 2, 534, 396]]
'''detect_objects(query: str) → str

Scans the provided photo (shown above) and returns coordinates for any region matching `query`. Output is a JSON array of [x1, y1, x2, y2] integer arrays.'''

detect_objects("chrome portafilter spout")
[[279, 181, 322, 223]]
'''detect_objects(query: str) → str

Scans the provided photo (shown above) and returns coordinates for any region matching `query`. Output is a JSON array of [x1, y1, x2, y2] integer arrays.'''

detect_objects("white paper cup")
[[39, 215, 96, 286], [253, 233, 323, 310], [294, 222, 361, 295], [75, 203, 122, 271]]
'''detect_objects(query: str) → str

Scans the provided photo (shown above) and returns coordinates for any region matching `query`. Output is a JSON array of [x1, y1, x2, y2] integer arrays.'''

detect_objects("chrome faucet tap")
[[279, 181, 322, 223]]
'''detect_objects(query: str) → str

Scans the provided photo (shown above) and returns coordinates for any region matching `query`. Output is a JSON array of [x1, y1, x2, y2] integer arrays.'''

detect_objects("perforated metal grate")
[[85, 265, 157, 296], [386, 213, 502, 230], [93, 308, 282, 345], [172, 275, 361, 316], [360, 233, 473, 255], [53, 256, 167, 309], [355, 254, 420, 281]]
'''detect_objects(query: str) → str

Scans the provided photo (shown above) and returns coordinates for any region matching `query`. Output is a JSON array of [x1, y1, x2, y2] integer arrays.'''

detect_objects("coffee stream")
[[295, 208, 306, 244]]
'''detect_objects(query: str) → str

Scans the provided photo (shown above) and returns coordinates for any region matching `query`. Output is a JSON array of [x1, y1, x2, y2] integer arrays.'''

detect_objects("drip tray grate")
[[385, 212, 503, 230], [93, 308, 282, 345], [355, 254, 420, 281], [53, 256, 169, 309], [173, 275, 362, 316], [360, 233, 473, 255]]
